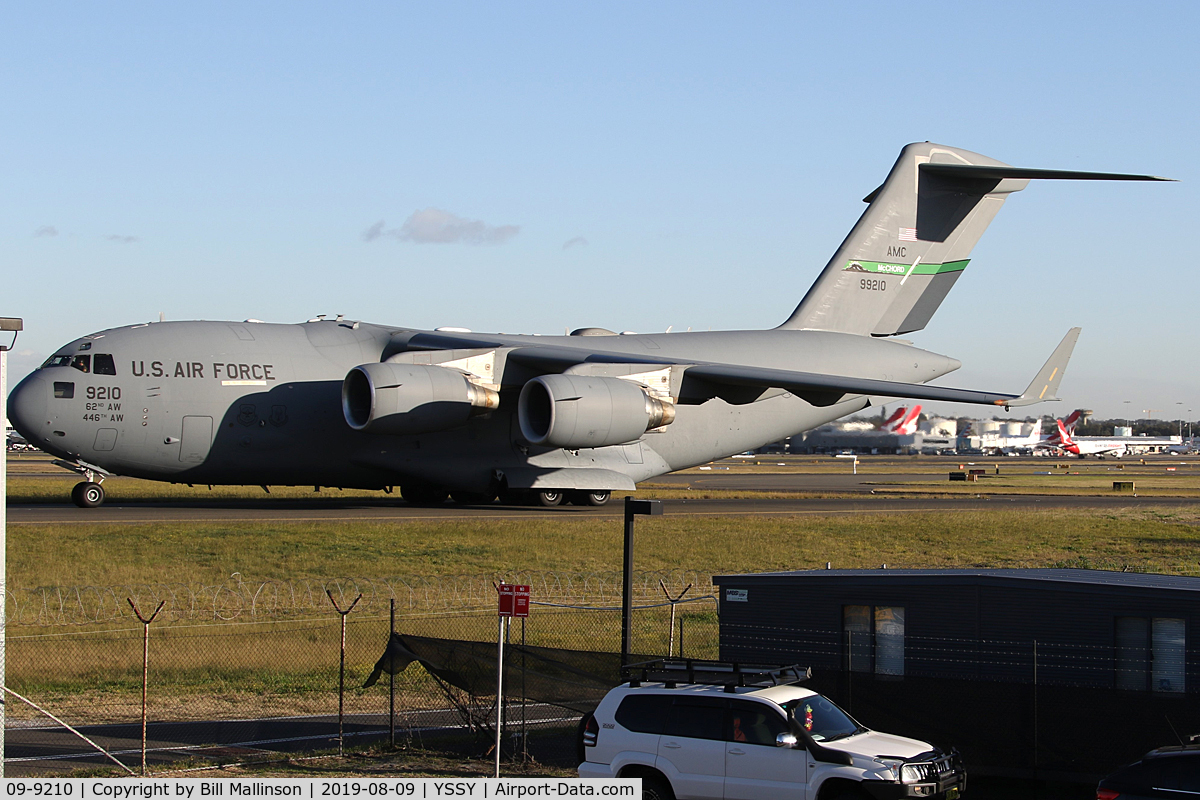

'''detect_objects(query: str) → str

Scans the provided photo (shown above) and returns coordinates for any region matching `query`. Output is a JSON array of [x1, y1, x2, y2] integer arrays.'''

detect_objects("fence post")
[[1032, 639, 1038, 770], [127, 598, 164, 776], [660, 580, 692, 657], [326, 590, 362, 758], [494, 615, 506, 778], [389, 598, 395, 749], [521, 616, 527, 762]]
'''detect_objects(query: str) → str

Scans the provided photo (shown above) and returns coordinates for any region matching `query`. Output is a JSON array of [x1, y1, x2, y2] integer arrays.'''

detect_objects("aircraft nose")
[[7, 370, 49, 447]]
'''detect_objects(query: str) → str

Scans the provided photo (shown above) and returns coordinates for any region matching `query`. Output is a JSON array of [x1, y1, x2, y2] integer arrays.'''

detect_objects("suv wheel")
[[641, 775, 675, 800]]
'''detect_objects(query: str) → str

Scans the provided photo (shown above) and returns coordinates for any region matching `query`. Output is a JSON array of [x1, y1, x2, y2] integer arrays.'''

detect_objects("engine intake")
[[518, 374, 675, 449], [343, 362, 499, 435]]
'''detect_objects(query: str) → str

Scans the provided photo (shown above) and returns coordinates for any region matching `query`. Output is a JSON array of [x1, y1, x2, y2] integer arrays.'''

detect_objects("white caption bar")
[[1, 778, 640, 799]]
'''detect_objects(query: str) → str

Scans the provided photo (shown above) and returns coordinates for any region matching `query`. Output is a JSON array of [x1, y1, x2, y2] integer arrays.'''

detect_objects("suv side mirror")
[[776, 733, 798, 748]]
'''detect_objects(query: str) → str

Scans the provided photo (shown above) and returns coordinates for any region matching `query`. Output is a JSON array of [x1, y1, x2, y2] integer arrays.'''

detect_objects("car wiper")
[[823, 726, 868, 742]]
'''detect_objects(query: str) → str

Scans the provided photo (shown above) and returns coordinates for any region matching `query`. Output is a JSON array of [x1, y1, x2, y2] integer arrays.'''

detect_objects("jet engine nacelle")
[[517, 374, 675, 449], [343, 362, 499, 435]]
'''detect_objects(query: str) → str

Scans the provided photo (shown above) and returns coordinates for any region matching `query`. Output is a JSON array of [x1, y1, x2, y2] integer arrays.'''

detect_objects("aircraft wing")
[[403, 328, 1081, 410]]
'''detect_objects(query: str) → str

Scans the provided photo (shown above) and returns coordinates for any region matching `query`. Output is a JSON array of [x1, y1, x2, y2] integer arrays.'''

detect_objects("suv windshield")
[[783, 695, 863, 742]]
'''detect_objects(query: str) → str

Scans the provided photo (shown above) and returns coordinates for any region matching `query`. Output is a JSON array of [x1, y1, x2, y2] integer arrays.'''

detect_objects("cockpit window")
[[93, 354, 116, 375], [42, 354, 74, 369], [70, 355, 91, 373]]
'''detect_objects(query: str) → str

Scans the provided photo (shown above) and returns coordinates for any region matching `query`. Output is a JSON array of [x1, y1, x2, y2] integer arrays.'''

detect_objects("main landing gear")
[[71, 481, 105, 508], [499, 489, 611, 507], [402, 486, 612, 507]]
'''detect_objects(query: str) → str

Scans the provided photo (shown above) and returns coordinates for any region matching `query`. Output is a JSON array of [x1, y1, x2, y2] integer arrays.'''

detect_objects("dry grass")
[[9, 507, 1200, 591]]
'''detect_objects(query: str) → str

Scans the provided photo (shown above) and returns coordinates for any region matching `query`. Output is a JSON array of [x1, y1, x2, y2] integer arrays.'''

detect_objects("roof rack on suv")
[[620, 658, 811, 691]]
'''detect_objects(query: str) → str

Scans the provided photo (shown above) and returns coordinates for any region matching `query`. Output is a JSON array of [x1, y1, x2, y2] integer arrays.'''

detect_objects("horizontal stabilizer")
[[919, 164, 1174, 182]]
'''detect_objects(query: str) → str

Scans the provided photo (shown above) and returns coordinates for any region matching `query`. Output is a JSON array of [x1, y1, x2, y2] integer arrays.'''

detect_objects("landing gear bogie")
[[567, 490, 611, 506], [533, 490, 563, 507]]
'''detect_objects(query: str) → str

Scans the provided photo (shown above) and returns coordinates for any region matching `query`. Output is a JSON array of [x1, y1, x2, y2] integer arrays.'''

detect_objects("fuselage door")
[[179, 416, 214, 463]]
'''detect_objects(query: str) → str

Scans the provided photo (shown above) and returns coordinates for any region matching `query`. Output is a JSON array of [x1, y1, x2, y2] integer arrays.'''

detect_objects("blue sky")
[[4, 1, 1196, 420]]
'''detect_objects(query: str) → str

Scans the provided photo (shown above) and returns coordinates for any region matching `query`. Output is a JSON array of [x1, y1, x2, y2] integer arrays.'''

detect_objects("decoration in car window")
[[804, 703, 814, 731]]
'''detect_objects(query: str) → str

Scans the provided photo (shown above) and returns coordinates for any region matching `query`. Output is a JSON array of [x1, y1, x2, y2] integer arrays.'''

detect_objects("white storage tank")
[[1003, 422, 1024, 436], [927, 418, 958, 437], [1115, 426, 1133, 437], [980, 421, 1001, 434]]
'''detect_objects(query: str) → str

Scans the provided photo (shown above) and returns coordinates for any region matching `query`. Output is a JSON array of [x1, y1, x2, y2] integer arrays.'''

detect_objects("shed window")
[[1115, 616, 1148, 691], [1152, 618, 1186, 693], [1116, 616, 1186, 693], [843, 604, 905, 676], [844, 605, 872, 672], [875, 606, 906, 676]]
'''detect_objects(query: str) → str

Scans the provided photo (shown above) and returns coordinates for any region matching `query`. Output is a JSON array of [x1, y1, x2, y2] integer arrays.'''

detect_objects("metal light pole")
[[0, 316, 24, 778], [622, 497, 662, 664]]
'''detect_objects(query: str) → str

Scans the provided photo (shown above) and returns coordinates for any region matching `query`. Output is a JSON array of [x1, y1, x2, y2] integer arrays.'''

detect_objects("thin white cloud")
[[33, 225, 58, 238], [363, 208, 519, 246], [562, 236, 588, 250], [105, 234, 139, 244]]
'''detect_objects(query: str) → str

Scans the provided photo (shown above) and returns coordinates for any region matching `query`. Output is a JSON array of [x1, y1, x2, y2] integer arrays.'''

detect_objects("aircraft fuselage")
[[8, 319, 959, 496]]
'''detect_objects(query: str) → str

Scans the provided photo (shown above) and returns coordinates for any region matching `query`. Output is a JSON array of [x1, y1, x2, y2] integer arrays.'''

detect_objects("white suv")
[[577, 660, 966, 800]]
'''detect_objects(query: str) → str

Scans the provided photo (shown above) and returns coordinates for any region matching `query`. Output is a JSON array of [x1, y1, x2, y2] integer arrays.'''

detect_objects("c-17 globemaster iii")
[[7, 143, 1171, 508]]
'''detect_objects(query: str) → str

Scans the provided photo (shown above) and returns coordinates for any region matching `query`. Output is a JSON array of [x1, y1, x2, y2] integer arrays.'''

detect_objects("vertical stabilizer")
[[779, 144, 1168, 337], [780, 143, 1024, 335]]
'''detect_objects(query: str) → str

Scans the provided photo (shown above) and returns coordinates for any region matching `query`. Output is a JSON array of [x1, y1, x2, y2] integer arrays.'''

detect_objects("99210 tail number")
[[861, 278, 886, 291]]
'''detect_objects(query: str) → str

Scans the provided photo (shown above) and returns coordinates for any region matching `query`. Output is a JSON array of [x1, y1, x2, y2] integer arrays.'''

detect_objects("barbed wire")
[[5, 569, 716, 626]]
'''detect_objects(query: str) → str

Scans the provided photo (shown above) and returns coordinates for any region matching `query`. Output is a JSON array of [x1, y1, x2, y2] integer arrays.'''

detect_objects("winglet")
[[1004, 327, 1082, 408]]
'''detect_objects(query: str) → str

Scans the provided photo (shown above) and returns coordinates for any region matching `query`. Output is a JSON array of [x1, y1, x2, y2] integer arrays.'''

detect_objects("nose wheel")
[[71, 481, 106, 508]]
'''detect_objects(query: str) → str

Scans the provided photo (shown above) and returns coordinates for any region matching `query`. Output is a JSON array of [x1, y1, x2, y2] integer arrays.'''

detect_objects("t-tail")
[[779, 143, 1171, 336]]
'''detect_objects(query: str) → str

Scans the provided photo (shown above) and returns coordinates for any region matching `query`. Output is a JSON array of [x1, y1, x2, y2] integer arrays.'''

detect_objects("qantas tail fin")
[[880, 407, 907, 432], [1063, 409, 1083, 435], [898, 405, 922, 435], [779, 143, 1171, 336], [1055, 419, 1076, 446]]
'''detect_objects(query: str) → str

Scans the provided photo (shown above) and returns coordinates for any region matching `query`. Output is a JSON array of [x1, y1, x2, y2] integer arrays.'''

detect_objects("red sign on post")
[[498, 584, 531, 618]]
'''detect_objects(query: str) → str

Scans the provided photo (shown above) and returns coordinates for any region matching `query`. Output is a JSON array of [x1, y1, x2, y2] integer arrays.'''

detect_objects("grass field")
[[7, 450, 1200, 734], [9, 506, 1200, 590]]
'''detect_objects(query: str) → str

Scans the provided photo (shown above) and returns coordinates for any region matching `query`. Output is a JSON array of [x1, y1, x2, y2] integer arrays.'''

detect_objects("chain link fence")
[[721, 620, 1200, 779], [5, 572, 718, 774]]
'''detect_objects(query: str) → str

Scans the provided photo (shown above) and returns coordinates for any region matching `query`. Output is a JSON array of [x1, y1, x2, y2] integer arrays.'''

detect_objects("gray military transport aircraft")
[[7, 143, 1170, 507]]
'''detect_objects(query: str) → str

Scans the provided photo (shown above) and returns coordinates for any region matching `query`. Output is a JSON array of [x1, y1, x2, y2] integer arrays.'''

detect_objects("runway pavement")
[[8, 491, 1197, 525]]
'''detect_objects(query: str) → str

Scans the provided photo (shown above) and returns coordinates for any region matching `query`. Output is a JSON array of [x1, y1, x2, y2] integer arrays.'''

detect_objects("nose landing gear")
[[52, 459, 110, 508], [71, 481, 106, 508]]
